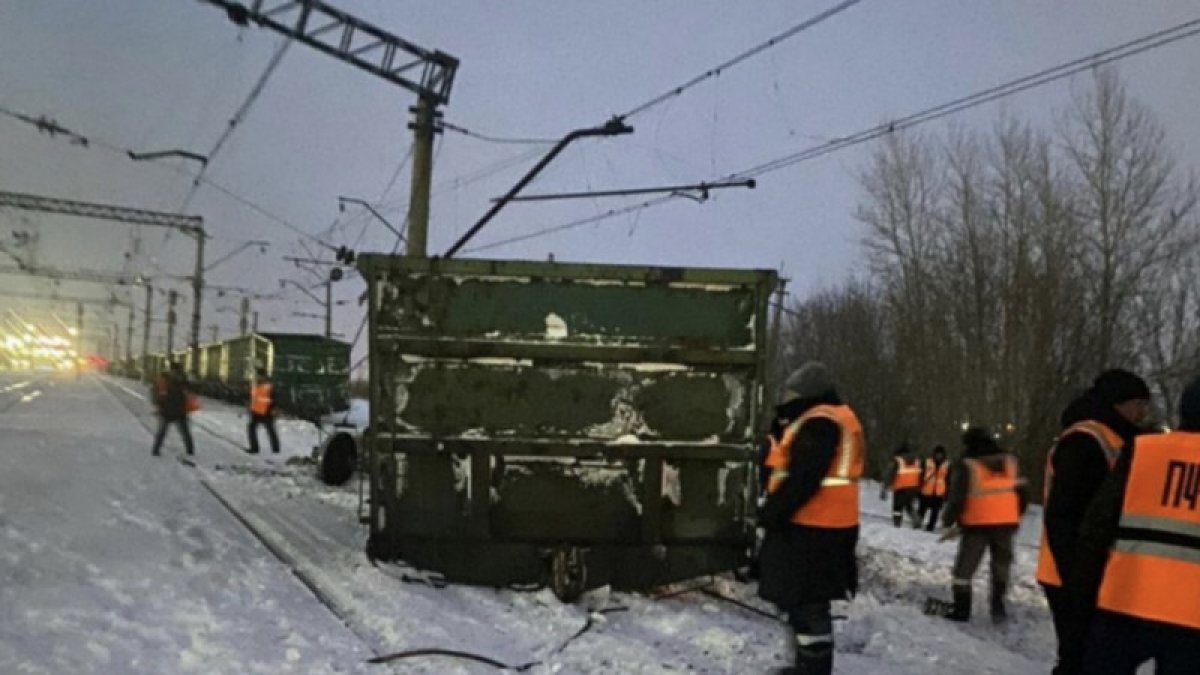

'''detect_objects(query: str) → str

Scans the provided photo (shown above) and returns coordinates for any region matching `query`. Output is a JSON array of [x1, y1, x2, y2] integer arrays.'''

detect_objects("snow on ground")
[[1, 373, 1071, 673]]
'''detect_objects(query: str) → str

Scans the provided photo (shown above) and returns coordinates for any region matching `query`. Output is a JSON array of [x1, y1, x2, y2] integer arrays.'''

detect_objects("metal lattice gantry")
[[200, 0, 458, 105], [0, 189, 207, 375]]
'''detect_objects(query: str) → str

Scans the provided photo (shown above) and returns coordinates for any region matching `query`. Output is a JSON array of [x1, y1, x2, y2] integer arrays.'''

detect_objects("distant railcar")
[[128, 332, 349, 419]]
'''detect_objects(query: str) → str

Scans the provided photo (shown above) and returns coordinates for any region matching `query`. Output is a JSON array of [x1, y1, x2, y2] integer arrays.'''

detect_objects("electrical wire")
[[180, 37, 293, 211], [469, 15, 1200, 253], [440, 121, 557, 145], [616, 0, 864, 121]]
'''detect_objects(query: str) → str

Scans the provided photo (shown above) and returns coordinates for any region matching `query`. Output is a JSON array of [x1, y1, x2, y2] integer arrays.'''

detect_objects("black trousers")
[[918, 495, 945, 531], [152, 416, 194, 455], [1043, 583, 1090, 675], [248, 413, 280, 454], [951, 527, 1015, 615], [892, 488, 919, 527], [784, 601, 834, 675], [1083, 610, 1200, 675]]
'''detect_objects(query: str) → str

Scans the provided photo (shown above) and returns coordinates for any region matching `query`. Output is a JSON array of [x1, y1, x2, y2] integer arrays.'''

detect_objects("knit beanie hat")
[[1092, 369, 1151, 406], [782, 361, 835, 403]]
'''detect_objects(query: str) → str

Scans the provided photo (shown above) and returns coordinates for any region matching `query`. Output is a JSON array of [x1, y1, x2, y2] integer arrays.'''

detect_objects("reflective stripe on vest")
[[892, 456, 921, 490], [764, 404, 865, 529], [959, 455, 1021, 527], [1037, 420, 1124, 586], [920, 460, 948, 497], [1097, 433, 1200, 630], [250, 382, 273, 416]]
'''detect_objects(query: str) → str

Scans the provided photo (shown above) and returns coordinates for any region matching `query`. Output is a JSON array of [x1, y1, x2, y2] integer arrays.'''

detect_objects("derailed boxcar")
[[359, 255, 777, 599]]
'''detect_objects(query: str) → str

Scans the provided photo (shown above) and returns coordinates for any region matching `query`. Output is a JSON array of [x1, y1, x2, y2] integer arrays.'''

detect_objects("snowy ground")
[[1, 372, 1069, 673]]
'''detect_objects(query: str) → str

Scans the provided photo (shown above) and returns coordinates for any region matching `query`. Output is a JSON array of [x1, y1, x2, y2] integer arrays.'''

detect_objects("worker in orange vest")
[[247, 368, 280, 454], [1039, 369, 1150, 675], [917, 445, 950, 531], [150, 361, 196, 457], [1072, 376, 1200, 673], [880, 442, 922, 527], [939, 427, 1028, 623], [759, 361, 865, 675]]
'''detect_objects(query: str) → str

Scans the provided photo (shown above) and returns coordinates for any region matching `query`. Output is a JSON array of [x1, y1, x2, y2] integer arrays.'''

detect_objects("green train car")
[[358, 254, 778, 600], [112, 332, 350, 420]]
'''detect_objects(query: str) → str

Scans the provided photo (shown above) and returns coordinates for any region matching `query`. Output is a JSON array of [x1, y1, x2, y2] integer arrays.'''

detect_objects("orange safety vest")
[[959, 454, 1022, 527], [920, 460, 949, 497], [1096, 432, 1200, 630], [250, 382, 273, 416], [1036, 421, 1123, 586], [892, 456, 921, 491], [764, 404, 865, 529]]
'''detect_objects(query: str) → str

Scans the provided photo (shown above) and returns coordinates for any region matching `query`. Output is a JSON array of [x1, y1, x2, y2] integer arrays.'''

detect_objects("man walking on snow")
[[1038, 369, 1150, 674], [150, 361, 195, 457], [918, 445, 950, 532], [247, 368, 280, 454], [759, 361, 865, 674], [940, 427, 1028, 623], [881, 442, 921, 527]]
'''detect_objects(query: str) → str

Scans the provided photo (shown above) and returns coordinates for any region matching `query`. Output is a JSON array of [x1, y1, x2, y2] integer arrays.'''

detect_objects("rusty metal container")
[[358, 255, 776, 598]]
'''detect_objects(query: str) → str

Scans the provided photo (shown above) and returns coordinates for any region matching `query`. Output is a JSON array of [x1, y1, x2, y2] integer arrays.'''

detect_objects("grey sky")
[[1, 1, 1198, 360]]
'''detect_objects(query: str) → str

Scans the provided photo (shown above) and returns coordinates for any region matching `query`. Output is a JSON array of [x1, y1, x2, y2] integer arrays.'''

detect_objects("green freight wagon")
[[258, 333, 350, 419], [358, 255, 777, 599]]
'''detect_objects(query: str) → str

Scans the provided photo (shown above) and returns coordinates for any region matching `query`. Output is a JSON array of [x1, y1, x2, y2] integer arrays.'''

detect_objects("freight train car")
[[358, 255, 777, 600], [120, 332, 350, 419]]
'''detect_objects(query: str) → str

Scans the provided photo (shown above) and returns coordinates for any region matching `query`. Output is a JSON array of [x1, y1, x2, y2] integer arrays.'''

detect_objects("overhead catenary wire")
[[440, 121, 557, 145], [179, 37, 294, 211], [616, 0, 865, 121], [470, 15, 1200, 253]]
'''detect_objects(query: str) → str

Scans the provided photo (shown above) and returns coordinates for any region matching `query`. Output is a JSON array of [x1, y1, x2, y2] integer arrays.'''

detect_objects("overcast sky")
[[1, 1, 1198, 361]]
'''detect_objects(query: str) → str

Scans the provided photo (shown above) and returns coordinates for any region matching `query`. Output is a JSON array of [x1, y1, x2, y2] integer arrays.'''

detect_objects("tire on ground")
[[318, 432, 357, 486]]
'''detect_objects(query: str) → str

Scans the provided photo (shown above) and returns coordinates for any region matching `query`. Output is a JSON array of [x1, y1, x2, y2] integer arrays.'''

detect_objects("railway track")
[[92, 375, 389, 666]]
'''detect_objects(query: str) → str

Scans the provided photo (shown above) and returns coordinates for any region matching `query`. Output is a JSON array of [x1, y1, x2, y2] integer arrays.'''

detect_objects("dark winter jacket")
[[1043, 391, 1142, 586], [153, 371, 190, 421], [942, 433, 1029, 529], [757, 392, 859, 607], [1068, 382, 1200, 610]]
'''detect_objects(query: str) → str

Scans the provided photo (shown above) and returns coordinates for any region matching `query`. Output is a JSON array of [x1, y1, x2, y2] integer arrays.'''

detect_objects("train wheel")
[[549, 547, 587, 603]]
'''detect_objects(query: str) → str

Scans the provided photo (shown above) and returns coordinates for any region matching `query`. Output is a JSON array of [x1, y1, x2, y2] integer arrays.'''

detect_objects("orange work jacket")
[[892, 456, 921, 491], [959, 454, 1022, 527], [764, 404, 865, 529], [1096, 432, 1200, 630], [1036, 420, 1123, 587], [920, 460, 949, 498], [250, 382, 273, 416]]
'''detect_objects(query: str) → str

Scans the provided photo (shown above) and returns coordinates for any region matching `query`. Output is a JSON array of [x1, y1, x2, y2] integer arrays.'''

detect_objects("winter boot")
[[892, 514, 903, 527], [794, 643, 834, 675], [943, 586, 971, 622], [990, 582, 1008, 624]]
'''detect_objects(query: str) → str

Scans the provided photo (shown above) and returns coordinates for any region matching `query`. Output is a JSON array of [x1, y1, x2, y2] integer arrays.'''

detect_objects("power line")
[[462, 195, 676, 254], [617, 0, 864, 121], [730, 15, 1200, 180], [180, 37, 293, 211], [441, 121, 557, 145], [471, 15, 1200, 253]]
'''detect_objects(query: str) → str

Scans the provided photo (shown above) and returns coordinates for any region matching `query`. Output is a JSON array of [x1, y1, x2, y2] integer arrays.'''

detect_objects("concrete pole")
[[141, 284, 152, 383], [239, 296, 250, 336], [190, 230, 205, 377], [166, 290, 178, 357], [125, 305, 134, 363], [75, 302, 83, 378], [324, 276, 333, 338], [406, 96, 436, 258]]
